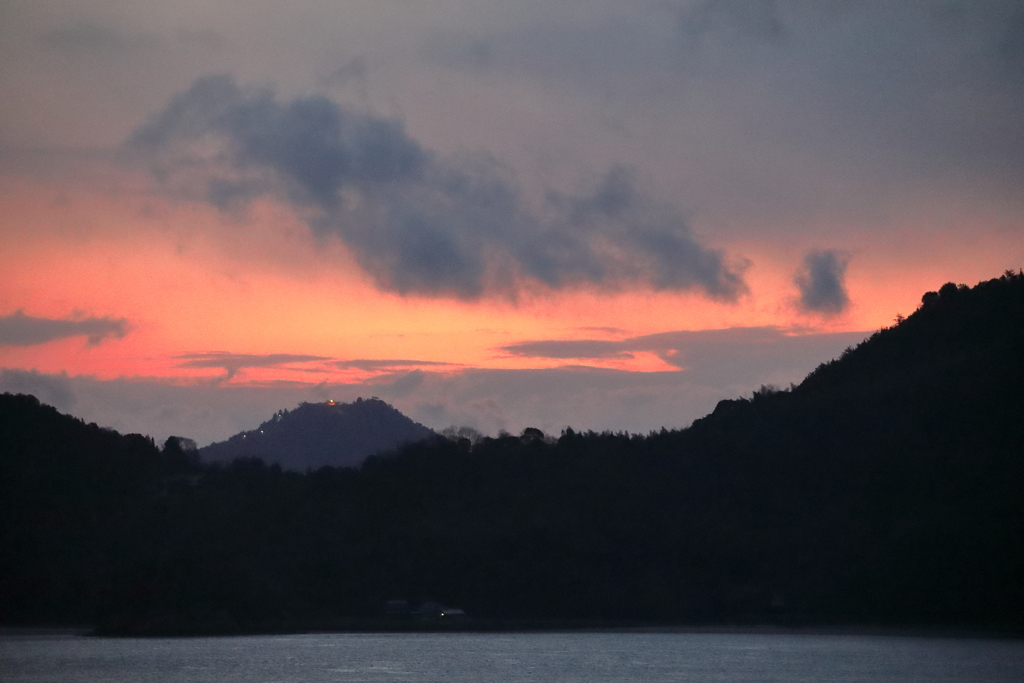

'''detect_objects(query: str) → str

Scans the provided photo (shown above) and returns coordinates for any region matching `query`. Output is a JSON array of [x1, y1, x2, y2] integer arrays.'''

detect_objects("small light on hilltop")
[[328, 400, 336, 406]]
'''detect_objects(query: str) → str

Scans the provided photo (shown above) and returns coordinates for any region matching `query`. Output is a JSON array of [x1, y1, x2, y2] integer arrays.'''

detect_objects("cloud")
[[128, 74, 747, 300], [174, 352, 332, 380], [335, 359, 458, 371], [502, 325, 868, 385], [1, 324, 868, 445], [0, 311, 129, 346], [794, 250, 850, 315], [502, 339, 630, 360]]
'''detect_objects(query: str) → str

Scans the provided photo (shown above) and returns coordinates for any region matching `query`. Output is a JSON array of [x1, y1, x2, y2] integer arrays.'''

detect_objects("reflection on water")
[[2, 631, 1023, 683]]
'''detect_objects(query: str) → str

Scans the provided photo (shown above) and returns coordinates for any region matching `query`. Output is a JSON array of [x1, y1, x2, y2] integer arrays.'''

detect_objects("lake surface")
[[2, 631, 1023, 682]]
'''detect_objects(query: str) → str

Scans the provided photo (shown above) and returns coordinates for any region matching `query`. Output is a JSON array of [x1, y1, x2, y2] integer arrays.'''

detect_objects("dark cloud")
[[174, 352, 332, 380], [794, 250, 850, 315], [0, 311, 129, 346], [129, 75, 747, 300], [130, 75, 427, 200]]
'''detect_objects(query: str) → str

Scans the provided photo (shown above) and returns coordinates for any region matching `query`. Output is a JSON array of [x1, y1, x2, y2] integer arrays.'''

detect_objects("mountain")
[[303, 272, 1022, 627], [199, 397, 435, 470], [636, 272, 1024, 625], [2, 272, 1021, 633]]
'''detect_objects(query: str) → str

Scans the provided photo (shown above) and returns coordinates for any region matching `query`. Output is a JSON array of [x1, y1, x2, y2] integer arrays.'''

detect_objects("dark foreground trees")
[[1, 272, 1022, 633]]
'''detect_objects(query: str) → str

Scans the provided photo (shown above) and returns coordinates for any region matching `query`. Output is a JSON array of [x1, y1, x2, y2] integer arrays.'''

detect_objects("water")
[[2, 631, 1023, 682]]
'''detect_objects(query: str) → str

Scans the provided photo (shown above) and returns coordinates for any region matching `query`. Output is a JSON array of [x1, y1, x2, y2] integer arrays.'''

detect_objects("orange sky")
[[2, 166, 1018, 388], [2, 164, 1019, 445], [0, 169, 914, 381], [1, 1, 1022, 443]]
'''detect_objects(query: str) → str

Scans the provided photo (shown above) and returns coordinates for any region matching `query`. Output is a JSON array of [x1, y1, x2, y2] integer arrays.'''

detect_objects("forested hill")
[[693, 273, 1024, 448], [200, 398, 435, 470], [640, 272, 1024, 625], [0, 396, 200, 625], [1, 272, 1021, 634]]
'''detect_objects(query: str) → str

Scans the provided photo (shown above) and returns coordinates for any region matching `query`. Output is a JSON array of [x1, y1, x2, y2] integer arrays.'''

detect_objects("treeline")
[[1, 272, 1022, 634], [0, 400, 199, 626]]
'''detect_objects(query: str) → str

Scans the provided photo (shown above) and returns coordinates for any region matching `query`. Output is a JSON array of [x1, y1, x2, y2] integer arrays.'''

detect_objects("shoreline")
[[5, 621, 1018, 641]]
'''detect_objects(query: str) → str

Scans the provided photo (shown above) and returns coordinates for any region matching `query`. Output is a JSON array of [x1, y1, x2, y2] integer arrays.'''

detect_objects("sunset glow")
[[2, 1, 1021, 444]]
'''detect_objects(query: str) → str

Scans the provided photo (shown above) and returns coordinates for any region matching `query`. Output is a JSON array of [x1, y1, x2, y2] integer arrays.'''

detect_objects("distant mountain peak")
[[200, 397, 435, 470]]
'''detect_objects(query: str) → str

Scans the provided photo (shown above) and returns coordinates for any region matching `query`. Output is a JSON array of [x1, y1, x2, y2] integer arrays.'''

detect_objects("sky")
[[1, 0, 1022, 446]]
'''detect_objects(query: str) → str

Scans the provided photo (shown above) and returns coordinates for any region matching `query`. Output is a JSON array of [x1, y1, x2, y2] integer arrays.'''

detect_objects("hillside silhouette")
[[200, 398, 434, 470], [0, 396, 199, 625], [1, 271, 1021, 634]]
